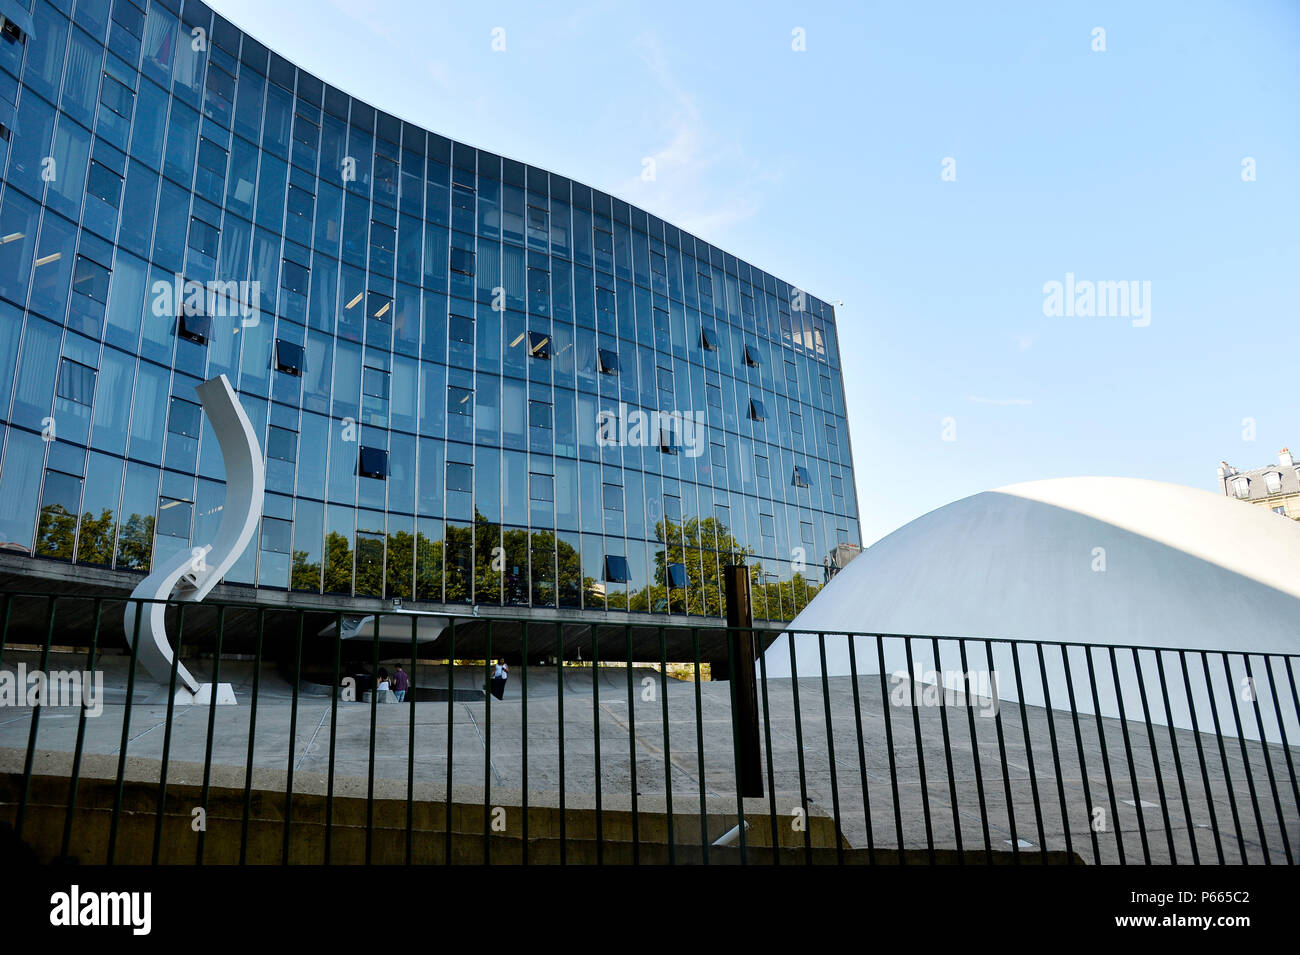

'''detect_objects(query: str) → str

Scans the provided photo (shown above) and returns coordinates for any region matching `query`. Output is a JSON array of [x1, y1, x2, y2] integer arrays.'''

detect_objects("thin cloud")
[[966, 396, 1033, 406], [618, 31, 779, 238]]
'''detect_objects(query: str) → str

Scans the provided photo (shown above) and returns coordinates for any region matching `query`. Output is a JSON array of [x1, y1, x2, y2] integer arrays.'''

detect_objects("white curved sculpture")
[[123, 375, 265, 704], [764, 477, 1300, 740]]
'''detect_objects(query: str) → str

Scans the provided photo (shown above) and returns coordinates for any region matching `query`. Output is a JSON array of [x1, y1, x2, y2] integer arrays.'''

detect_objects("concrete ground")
[[1, 649, 1296, 864]]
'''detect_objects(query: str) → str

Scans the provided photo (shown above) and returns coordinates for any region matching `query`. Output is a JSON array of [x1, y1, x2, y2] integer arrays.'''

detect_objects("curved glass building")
[[0, 0, 860, 628]]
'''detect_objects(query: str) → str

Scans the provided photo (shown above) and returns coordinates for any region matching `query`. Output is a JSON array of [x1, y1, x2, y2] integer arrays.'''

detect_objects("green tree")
[[322, 530, 353, 594], [76, 508, 116, 566], [115, 513, 155, 570], [386, 529, 415, 599], [35, 504, 77, 559], [291, 549, 321, 591]]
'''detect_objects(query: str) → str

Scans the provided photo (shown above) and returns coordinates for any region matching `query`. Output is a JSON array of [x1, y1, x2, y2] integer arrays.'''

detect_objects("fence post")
[[724, 565, 763, 798]]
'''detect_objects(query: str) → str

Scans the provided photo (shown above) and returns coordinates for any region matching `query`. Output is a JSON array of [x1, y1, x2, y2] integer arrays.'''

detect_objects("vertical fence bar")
[[1082, 644, 1125, 864], [1178, 649, 1225, 864], [790, 630, 813, 864], [1284, 657, 1300, 737], [758, 633, 780, 864], [1060, 644, 1100, 864], [847, 636, 874, 864], [365, 614, 381, 865], [877, 635, 904, 863], [1130, 649, 1177, 864], [625, 624, 639, 865], [406, 615, 417, 866], [986, 640, 1019, 863], [725, 627, 748, 865], [960, 639, 992, 861], [1262, 655, 1300, 825], [1034, 643, 1072, 864], [17, 596, 57, 841], [195, 605, 226, 865], [591, 623, 602, 864], [483, 620, 493, 866], [239, 608, 266, 865], [1009, 644, 1047, 863], [692, 628, 708, 864], [904, 637, 935, 864], [152, 605, 185, 866], [444, 619, 456, 866], [817, 633, 843, 864], [555, 621, 566, 865], [1153, 650, 1198, 864], [108, 598, 144, 864], [62, 597, 103, 863], [1220, 653, 1268, 864], [1243, 655, 1291, 866], [282, 610, 304, 865], [520, 622, 529, 866], [1107, 645, 1150, 864], [658, 625, 674, 865], [1198, 651, 1247, 863], [0, 593, 10, 669], [325, 612, 342, 865], [932, 637, 963, 864]]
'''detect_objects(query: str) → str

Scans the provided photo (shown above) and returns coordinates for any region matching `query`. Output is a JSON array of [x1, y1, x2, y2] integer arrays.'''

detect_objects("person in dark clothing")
[[393, 664, 409, 702], [489, 659, 508, 700]]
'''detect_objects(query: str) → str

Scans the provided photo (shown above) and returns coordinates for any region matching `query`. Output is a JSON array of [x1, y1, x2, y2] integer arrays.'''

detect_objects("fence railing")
[[0, 588, 1296, 865]]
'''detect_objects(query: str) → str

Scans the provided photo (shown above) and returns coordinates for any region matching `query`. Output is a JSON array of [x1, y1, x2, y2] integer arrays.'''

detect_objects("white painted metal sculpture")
[[123, 375, 265, 705]]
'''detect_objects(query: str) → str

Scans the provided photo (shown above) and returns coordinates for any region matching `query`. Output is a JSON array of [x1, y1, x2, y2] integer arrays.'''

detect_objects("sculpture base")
[[154, 683, 237, 705]]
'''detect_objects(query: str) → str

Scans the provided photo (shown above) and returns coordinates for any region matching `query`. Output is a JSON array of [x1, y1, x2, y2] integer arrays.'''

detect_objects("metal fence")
[[0, 588, 1296, 865]]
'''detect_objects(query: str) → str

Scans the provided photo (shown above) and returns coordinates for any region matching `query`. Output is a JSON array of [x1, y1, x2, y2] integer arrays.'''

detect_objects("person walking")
[[393, 663, 409, 703], [489, 659, 508, 701]]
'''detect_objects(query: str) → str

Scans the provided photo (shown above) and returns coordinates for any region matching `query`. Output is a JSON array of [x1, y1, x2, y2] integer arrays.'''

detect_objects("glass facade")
[[0, 0, 860, 621]]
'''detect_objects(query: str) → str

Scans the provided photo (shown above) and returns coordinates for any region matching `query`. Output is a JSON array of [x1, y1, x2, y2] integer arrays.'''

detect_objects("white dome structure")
[[764, 477, 1300, 741]]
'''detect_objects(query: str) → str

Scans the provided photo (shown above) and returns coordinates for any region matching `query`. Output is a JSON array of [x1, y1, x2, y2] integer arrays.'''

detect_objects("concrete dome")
[[763, 477, 1300, 740]]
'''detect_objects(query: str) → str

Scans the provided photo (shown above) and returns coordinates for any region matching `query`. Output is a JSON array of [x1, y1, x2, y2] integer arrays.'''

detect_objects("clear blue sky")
[[210, 0, 1300, 546]]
